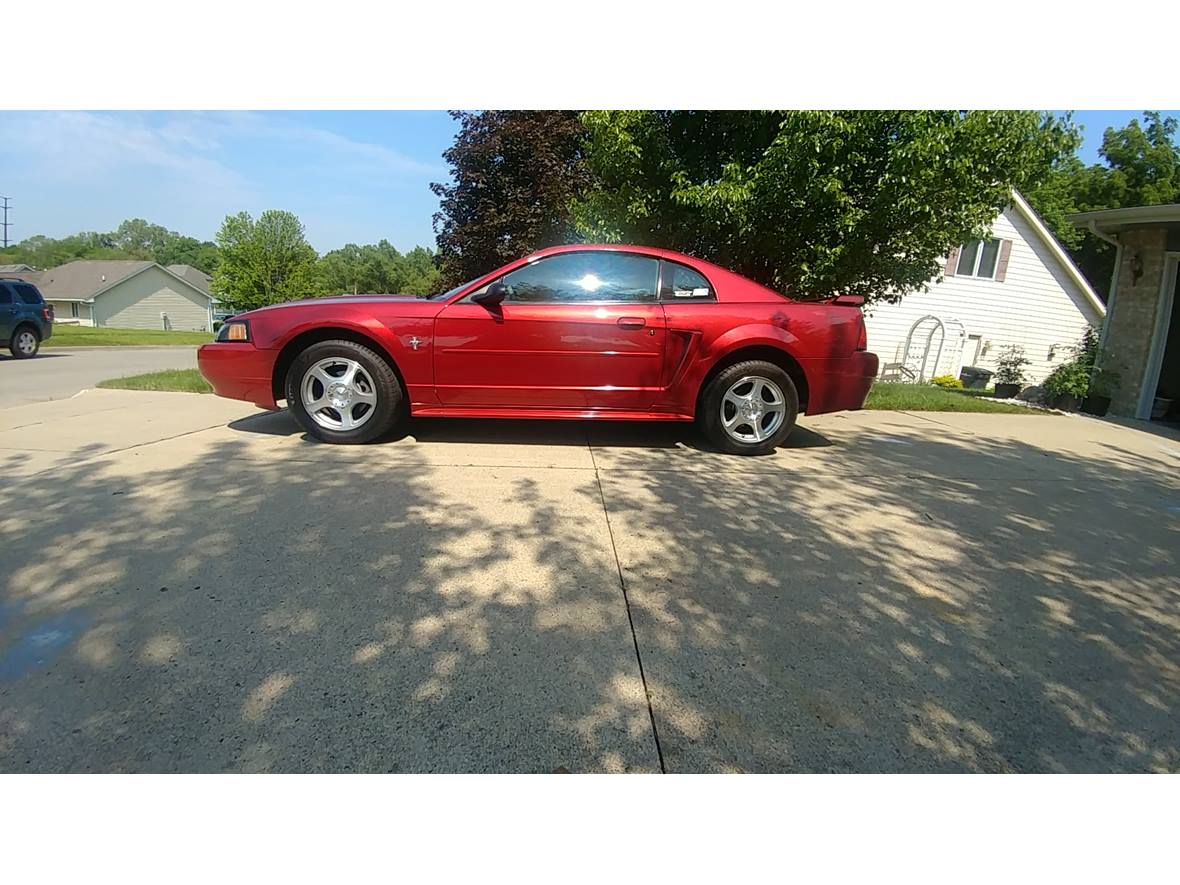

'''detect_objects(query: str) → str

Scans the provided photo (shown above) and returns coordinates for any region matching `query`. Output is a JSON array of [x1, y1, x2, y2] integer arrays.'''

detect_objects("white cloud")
[[0, 111, 446, 247]]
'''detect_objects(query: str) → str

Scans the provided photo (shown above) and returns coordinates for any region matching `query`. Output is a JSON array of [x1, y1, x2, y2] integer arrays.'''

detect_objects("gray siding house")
[[0, 260, 214, 331]]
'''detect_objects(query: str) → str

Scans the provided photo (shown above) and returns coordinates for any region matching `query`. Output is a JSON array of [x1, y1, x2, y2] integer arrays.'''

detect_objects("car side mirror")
[[473, 281, 507, 306]]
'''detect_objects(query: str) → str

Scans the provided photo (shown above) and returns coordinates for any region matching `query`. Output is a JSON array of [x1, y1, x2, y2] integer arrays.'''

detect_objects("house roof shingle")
[[30, 260, 154, 301], [166, 264, 213, 294]]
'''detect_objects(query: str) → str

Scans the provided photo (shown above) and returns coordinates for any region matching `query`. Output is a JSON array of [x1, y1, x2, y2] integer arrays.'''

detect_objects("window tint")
[[14, 283, 43, 305], [499, 252, 659, 303], [0, 285, 12, 305], [660, 261, 714, 300]]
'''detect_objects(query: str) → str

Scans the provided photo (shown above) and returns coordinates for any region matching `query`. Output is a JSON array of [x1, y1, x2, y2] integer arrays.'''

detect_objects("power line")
[[0, 197, 10, 249]]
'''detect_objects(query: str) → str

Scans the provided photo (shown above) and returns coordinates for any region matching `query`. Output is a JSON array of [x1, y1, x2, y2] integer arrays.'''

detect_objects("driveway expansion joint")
[[589, 439, 666, 774]]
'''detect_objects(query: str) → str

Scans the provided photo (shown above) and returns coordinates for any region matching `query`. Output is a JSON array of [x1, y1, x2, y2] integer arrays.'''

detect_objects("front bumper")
[[197, 342, 278, 409]]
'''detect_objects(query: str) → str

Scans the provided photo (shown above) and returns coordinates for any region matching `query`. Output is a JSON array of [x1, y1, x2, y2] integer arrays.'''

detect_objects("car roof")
[[444, 243, 791, 305], [522, 243, 713, 266]]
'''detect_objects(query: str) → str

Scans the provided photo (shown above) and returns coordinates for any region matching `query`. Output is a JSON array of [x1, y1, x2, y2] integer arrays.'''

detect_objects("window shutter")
[[945, 246, 960, 277], [995, 239, 1013, 282]]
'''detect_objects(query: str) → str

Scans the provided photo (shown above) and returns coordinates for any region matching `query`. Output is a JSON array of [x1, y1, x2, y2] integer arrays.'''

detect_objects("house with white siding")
[[0, 260, 215, 331], [864, 191, 1106, 385]]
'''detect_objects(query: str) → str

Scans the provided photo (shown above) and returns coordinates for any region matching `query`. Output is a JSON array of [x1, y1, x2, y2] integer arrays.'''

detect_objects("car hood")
[[246, 294, 429, 314]]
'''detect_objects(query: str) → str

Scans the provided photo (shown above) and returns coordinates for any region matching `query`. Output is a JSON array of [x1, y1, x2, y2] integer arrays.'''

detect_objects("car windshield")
[[428, 278, 479, 301]]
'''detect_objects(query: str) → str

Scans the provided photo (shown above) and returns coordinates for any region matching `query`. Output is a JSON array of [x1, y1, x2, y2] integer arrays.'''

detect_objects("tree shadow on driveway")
[[0, 408, 1177, 772], [597, 422, 1180, 772]]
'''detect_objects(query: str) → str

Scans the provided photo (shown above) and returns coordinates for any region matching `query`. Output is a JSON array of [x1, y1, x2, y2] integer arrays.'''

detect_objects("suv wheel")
[[699, 360, 799, 455], [10, 326, 40, 359]]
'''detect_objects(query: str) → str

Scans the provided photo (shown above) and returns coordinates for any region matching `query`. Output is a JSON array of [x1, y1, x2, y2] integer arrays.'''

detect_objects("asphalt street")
[[0, 346, 198, 408]]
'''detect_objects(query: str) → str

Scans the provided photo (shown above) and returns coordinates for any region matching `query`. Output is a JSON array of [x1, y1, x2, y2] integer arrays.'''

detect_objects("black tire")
[[9, 325, 41, 359], [284, 339, 404, 444], [698, 359, 799, 455]]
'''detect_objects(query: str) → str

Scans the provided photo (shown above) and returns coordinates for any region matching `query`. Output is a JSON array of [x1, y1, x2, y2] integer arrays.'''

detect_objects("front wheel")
[[9, 326, 40, 359], [285, 339, 404, 444], [698, 360, 799, 455]]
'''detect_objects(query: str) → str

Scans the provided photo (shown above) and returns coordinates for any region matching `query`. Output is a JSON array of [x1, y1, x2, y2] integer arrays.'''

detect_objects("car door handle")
[[617, 316, 646, 329]]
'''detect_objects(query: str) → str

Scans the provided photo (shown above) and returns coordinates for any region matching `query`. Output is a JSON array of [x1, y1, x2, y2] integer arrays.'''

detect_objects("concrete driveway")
[[1, 391, 1178, 772], [0, 346, 198, 408]]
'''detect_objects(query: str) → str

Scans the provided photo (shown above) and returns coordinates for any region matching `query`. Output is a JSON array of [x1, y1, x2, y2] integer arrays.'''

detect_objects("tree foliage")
[[574, 111, 1079, 303], [1025, 111, 1180, 298], [211, 210, 320, 311], [317, 241, 441, 296], [431, 110, 591, 288], [0, 219, 220, 273]]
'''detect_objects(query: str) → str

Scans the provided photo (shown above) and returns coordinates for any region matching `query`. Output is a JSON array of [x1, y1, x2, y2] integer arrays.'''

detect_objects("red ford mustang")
[[198, 244, 878, 454]]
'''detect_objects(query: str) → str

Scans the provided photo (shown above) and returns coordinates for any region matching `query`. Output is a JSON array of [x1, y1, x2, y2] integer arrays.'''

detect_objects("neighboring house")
[[0, 263, 34, 273], [864, 191, 1106, 385], [1068, 204, 1180, 422], [0, 260, 214, 331]]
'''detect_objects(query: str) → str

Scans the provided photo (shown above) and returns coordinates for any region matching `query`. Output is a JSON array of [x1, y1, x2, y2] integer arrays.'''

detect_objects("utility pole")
[[0, 197, 10, 249]]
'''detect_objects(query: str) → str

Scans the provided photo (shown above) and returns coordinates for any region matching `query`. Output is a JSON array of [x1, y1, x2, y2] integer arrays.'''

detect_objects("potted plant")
[[1043, 355, 1091, 410], [1081, 363, 1119, 416], [993, 345, 1030, 398]]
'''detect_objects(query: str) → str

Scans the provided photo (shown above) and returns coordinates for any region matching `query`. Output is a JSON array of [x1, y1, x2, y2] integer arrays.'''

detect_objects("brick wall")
[[1104, 229, 1168, 416]]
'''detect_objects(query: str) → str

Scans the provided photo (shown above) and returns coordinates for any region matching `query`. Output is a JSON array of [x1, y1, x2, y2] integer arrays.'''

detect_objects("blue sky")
[[1060, 110, 1178, 163], [1, 110, 1175, 253], [0, 111, 460, 252]]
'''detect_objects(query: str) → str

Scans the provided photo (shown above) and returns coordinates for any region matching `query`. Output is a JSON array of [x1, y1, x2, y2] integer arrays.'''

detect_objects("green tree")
[[0, 219, 221, 274], [575, 110, 1079, 304], [159, 237, 222, 274], [398, 245, 442, 295], [431, 110, 591, 288], [1026, 111, 1180, 298], [211, 210, 319, 311], [316, 241, 442, 296], [109, 218, 173, 258]]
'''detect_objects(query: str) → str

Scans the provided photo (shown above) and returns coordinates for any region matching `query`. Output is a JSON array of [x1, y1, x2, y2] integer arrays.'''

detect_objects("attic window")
[[946, 237, 1013, 282], [956, 239, 1002, 279]]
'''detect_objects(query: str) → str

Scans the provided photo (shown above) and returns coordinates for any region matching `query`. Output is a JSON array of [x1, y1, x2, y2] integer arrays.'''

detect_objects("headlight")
[[217, 320, 250, 342]]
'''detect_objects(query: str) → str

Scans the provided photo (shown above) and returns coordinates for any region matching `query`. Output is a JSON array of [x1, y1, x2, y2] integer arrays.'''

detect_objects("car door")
[[0, 284, 16, 343], [433, 251, 666, 410]]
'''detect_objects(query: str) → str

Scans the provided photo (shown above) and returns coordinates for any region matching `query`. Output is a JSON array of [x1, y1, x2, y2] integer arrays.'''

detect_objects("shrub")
[[994, 345, 1031, 385], [931, 375, 964, 389], [1044, 358, 1091, 398], [1043, 328, 1113, 401]]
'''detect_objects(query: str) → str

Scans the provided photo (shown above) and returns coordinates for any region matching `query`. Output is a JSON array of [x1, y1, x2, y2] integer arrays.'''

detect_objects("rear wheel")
[[285, 340, 404, 444], [699, 360, 799, 455], [10, 326, 40, 359]]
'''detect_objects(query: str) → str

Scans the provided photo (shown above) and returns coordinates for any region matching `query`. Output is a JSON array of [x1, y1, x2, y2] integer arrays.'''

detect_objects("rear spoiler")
[[830, 294, 864, 307]]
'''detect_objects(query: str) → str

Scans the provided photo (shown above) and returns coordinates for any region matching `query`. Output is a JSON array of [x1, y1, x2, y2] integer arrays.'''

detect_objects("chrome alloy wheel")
[[720, 375, 787, 444], [15, 330, 37, 355], [301, 357, 378, 432]]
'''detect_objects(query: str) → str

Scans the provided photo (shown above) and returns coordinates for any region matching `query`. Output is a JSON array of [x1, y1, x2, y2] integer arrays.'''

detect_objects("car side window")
[[659, 261, 715, 301], [14, 284, 43, 305], [498, 252, 660, 304], [0, 285, 12, 305]]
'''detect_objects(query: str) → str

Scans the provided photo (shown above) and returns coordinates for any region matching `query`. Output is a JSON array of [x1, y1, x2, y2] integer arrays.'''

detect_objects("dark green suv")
[[1, 279, 54, 358]]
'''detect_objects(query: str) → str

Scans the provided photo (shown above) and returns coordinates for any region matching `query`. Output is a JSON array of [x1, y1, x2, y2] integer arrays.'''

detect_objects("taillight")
[[856, 320, 867, 351], [42, 305, 54, 322]]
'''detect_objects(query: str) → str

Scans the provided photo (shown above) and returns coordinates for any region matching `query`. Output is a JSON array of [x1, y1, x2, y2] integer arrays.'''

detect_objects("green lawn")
[[45, 325, 213, 347], [865, 382, 1041, 413], [97, 369, 213, 394]]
